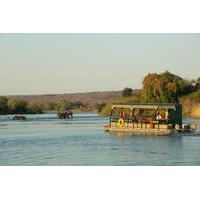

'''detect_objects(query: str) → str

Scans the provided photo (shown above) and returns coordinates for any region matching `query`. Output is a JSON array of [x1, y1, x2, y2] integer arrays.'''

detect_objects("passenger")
[[120, 109, 125, 119], [129, 111, 134, 123], [156, 113, 162, 120]]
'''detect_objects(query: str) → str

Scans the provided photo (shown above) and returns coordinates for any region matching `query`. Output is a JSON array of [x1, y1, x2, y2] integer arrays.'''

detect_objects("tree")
[[27, 102, 43, 114], [43, 102, 57, 111], [196, 77, 200, 89], [142, 71, 195, 103], [7, 99, 28, 114], [122, 88, 133, 97], [0, 96, 8, 114], [56, 99, 70, 111], [94, 103, 106, 112]]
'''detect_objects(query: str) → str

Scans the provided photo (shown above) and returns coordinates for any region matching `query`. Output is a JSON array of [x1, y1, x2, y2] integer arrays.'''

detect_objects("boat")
[[104, 103, 197, 135]]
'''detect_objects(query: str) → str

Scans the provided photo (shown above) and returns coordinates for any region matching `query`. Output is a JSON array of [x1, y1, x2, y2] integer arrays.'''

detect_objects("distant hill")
[[6, 91, 127, 105]]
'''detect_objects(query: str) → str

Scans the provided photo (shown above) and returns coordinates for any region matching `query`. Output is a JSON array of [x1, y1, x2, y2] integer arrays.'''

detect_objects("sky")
[[0, 33, 200, 95]]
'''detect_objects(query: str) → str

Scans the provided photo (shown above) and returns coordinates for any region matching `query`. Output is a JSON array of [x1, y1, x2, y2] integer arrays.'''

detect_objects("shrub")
[[27, 102, 43, 114], [122, 88, 133, 97], [100, 92, 142, 116], [191, 104, 200, 119], [7, 99, 28, 114], [0, 96, 8, 114]]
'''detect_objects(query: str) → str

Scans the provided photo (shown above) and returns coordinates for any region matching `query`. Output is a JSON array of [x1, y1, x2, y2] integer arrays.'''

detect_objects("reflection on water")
[[0, 113, 200, 166]]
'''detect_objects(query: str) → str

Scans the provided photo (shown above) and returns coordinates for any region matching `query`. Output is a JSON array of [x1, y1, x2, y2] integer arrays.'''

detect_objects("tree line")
[[0, 97, 92, 115]]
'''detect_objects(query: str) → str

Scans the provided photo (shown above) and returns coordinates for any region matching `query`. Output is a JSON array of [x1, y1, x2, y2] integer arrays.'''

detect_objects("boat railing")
[[110, 115, 176, 130]]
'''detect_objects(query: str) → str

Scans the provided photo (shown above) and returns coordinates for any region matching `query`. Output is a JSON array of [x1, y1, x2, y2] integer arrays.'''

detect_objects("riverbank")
[[180, 90, 200, 119], [100, 95, 200, 119], [0, 96, 101, 115]]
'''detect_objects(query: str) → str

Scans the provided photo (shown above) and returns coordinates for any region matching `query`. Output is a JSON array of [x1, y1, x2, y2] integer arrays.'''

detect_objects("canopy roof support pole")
[[109, 109, 113, 126], [132, 108, 135, 128]]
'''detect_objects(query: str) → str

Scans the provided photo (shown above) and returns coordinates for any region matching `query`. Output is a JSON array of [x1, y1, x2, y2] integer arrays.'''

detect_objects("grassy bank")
[[190, 104, 200, 119], [180, 90, 200, 119]]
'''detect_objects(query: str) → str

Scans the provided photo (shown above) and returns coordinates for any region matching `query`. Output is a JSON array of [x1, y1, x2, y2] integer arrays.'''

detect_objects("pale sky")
[[0, 33, 200, 95]]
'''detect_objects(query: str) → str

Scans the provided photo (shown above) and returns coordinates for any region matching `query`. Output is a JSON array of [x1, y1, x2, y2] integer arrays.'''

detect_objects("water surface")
[[0, 113, 200, 166]]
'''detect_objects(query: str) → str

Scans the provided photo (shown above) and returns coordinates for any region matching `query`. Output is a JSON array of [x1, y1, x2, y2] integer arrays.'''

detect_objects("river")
[[0, 113, 200, 165]]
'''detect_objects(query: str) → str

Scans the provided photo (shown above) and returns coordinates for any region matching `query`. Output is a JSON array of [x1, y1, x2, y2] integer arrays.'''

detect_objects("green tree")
[[196, 77, 200, 89], [7, 99, 28, 114], [56, 99, 70, 111], [142, 71, 195, 103], [122, 87, 133, 97], [94, 103, 106, 113], [43, 102, 57, 111], [0, 96, 8, 114], [27, 102, 43, 114]]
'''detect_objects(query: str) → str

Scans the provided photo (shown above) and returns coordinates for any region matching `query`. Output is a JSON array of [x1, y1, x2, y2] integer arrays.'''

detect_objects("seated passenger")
[[120, 109, 125, 119], [156, 113, 162, 120]]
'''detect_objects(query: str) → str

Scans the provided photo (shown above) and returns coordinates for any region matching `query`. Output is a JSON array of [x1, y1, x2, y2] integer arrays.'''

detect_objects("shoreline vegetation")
[[100, 71, 200, 119], [0, 91, 120, 115], [0, 71, 200, 119], [0, 97, 105, 115]]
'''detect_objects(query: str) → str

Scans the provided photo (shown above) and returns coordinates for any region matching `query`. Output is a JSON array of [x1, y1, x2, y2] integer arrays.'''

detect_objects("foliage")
[[0, 71, 199, 117], [0, 96, 8, 114], [7, 99, 28, 114], [55, 99, 69, 111], [68, 101, 87, 110], [122, 87, 133, 97], [195, 77, 200, 89], [191, 104, 200, 119], [94, 103, 106, 113], [55, 99, 87, 111], [180, 89, 200, 117], [142, 71, 195, 103], [40, 102, 57, 111], [101, 71, 200, 116], [100, 91, 142, 116], [180, 89, 200, 103], [27, 102, 43, 114], [0, 96, 90, 114], [197, 77, 200, 84]]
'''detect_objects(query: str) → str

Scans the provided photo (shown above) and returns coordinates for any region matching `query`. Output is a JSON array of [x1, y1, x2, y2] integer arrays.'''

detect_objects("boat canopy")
[[111, 103, 179, 110]]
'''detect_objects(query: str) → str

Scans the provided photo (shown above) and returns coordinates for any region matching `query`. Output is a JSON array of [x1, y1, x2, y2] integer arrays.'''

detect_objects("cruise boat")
[[104, 103, 197, 135]]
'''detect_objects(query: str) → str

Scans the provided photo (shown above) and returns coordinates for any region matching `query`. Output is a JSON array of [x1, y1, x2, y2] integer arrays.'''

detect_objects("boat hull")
[[104, 125, 178, 136]]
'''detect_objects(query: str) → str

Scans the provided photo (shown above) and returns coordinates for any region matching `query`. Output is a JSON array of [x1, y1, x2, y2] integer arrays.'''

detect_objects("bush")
[[7, 99, 28, 114], [180, 89, 200, 117], [55, 99, 88, 111], [0, 96, 8, 114], [100, 92, 142, 116], [191, 104, 200, 119], [122, 88, 133, 97], [55, 99, 70, 111], [27, 102, 43, 114], [94, 103, 106, 113]]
